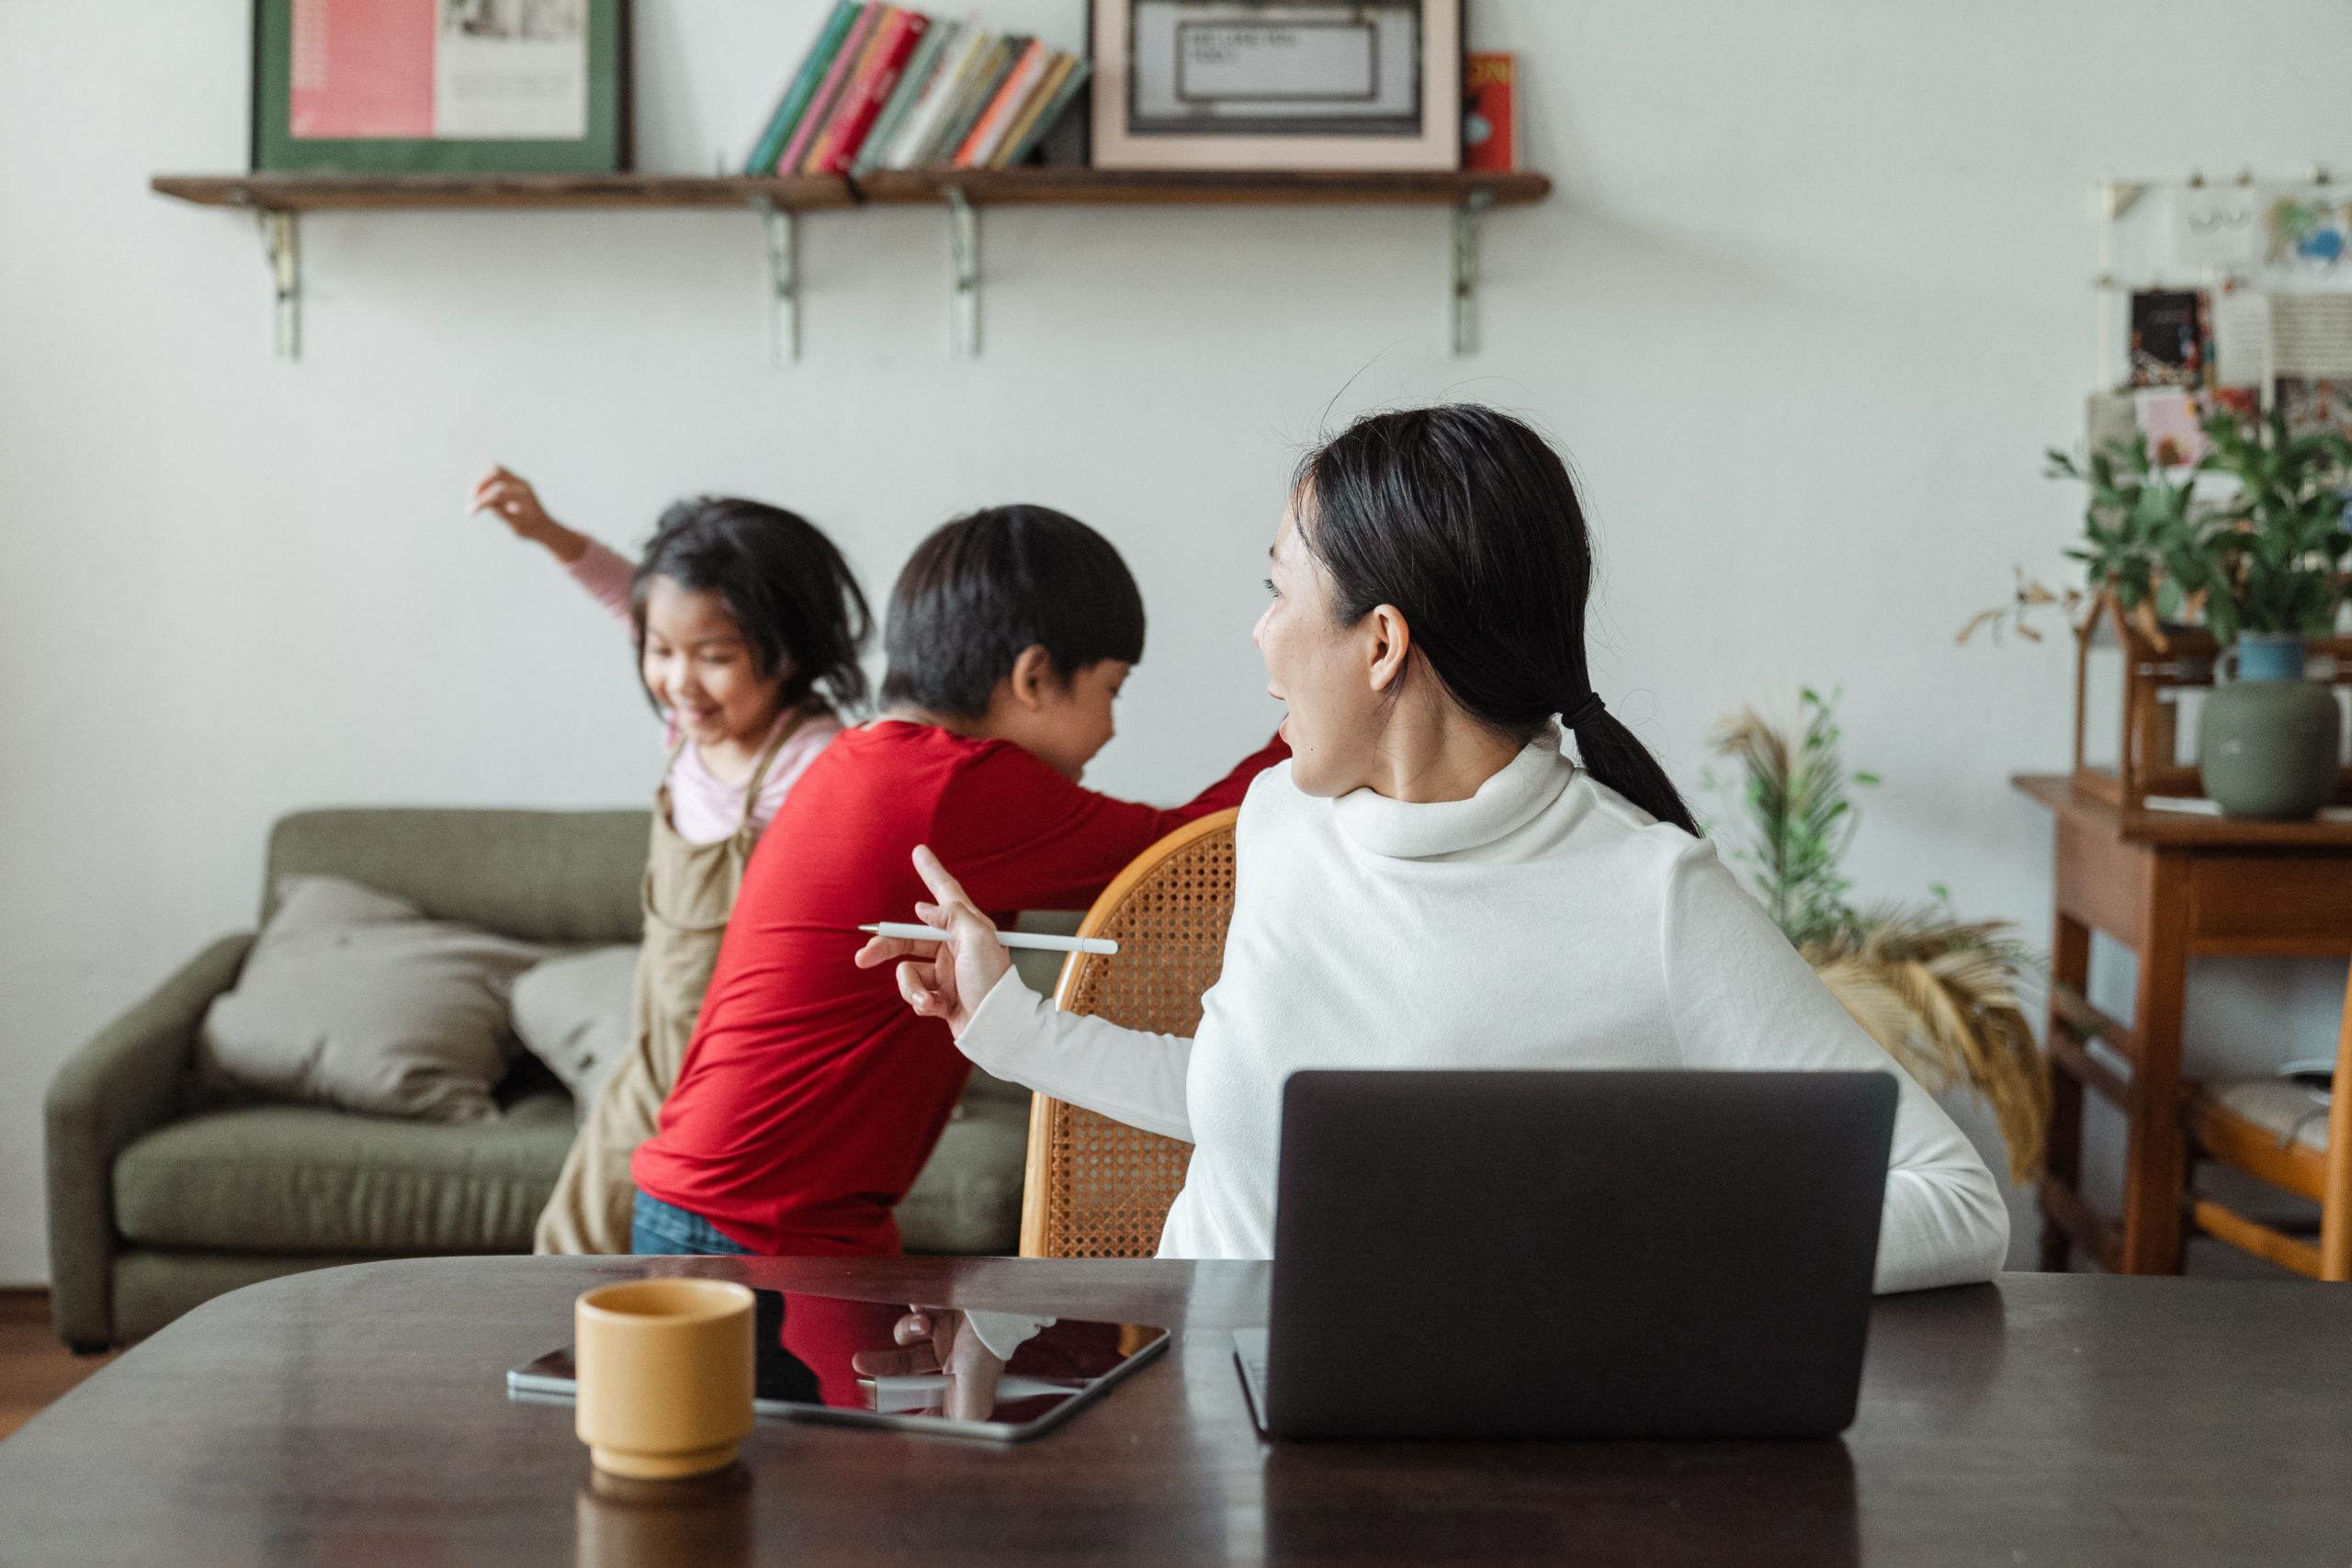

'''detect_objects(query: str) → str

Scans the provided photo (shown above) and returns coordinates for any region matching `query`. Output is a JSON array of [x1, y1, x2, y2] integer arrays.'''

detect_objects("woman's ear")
[[1006, 645, 1056, 712], [1364, 604, 1413, 694]]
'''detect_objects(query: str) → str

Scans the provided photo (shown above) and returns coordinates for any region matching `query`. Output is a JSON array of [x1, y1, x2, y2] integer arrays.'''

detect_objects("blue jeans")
[[631, 1191, 753, 1257]]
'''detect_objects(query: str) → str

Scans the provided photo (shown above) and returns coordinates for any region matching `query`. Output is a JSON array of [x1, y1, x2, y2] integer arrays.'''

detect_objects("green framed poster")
[[253, 0, 630, 174]]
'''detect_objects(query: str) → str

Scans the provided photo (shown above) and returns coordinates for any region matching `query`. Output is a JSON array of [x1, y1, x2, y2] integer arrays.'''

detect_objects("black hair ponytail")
[[1296, 405, 1700, 836]]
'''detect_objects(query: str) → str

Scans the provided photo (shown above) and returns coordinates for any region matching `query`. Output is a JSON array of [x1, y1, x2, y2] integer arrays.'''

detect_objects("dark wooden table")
[[1, 1257, 2346, 1566], [2014, 773, 2352, 1276]]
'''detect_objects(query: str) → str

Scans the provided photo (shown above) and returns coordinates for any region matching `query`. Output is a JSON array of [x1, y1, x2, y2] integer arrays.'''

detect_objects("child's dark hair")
[[880, 505, 1146, 719], [1296, 405, 1700, 835], [631, 497, 873, 715]]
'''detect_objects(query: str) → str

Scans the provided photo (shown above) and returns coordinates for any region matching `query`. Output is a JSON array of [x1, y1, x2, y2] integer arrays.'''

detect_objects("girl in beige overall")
[[469, 468, 872, 1254]]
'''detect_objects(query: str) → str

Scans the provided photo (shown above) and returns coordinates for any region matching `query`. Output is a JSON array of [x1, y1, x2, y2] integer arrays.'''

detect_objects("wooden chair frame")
[[2183, 967, 2352, 1280], [1016, 811, 1238, 1258]]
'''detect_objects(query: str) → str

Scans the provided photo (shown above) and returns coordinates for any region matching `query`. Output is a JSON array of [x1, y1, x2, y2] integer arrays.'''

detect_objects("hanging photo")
[[1090, 0, 1462, 171], [2276, 377, 2352, 440], [2168, 184, 2260, 270], [2127, 290, 2207, 389], [253, 0, 630, 174], [2264, 186, 2352, 276]]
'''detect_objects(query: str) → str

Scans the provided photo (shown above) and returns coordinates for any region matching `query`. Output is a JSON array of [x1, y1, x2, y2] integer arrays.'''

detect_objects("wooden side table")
[[2015, 774, 2352, 1274]]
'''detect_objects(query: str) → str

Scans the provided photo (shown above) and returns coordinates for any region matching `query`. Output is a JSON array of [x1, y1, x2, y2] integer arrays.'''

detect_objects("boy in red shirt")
[[629, 505, 1285, 1256]]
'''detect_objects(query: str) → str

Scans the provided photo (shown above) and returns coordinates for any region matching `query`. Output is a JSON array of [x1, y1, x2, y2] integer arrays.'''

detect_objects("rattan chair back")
[[1017, 810, 1239, 1258]]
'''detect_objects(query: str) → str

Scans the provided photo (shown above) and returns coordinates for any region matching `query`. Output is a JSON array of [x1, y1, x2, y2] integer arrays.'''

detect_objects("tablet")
[[505, 1288, 1169, 1442]]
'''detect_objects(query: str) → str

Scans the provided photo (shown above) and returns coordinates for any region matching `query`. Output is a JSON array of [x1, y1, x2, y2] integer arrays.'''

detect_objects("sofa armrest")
[[44, 932, 253, 1350]]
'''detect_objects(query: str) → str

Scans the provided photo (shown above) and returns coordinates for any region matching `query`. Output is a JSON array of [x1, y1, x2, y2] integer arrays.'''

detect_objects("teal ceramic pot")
[[2198, 635, 2343, 819]]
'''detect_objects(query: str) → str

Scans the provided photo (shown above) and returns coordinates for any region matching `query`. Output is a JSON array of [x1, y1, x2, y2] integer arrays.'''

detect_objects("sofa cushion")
[[265, 807, 650, 945], [198, 874, 548, 1123], [897, 1090, 1028, 1256], [113, 1091, 575, 1255], [512, 945, 640, 1123]]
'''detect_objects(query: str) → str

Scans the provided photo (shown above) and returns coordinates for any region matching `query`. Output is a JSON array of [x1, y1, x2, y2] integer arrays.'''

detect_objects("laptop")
[[1233, 1069, 1898, 1439]]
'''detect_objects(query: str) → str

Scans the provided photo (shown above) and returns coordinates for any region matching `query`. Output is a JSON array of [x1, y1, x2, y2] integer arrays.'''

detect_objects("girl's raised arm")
[[467, 466, 635, 623]]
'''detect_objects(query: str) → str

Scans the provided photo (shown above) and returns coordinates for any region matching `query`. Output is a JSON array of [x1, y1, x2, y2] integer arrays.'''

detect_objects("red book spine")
[[778, 3, 881, 175], [812, 10, 930, 175]]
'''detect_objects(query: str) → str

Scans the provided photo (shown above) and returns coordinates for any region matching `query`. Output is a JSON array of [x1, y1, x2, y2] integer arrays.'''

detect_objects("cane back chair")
[[1016, 810, 1239, 1258]]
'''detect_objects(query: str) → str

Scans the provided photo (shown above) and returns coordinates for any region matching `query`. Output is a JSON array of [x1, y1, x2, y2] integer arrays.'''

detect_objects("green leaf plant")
[[1707, 690, 2048, 1181], [1962, 409, 2352, 649]]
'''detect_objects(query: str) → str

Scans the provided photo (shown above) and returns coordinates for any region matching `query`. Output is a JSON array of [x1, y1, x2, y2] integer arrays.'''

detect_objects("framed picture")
[[252, 0, 630, 175], [1089, 0, 1461, 172]]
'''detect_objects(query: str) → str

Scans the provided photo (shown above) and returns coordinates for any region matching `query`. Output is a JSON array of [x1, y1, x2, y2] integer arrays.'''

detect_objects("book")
[[995, 55, 1089, 169], [1463, 52, 1518, 175], [886, 25, 992, 169], [989, 51, 1076, 171], [743, 0, 861, 176], [923, 34, 1020, 168], [777, 2, 882, 175], [807, 8, 931, 175], [953, 38, 1050, 169], [798, 6, 901, 175], [853, 18, 957, 177]]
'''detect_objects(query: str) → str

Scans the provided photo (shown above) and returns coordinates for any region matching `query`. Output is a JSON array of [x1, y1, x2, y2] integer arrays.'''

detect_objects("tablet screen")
[[508, 1288, 1170, 1439]]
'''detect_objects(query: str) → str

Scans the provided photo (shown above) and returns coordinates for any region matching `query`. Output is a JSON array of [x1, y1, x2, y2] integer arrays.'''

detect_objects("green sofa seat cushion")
[[113, 1092, 575, 1255], [895, 1091, 1027, 1256]]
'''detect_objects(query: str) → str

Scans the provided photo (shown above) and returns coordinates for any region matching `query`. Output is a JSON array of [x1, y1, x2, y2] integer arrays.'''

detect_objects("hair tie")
[[1562, 692, 1607, 730]]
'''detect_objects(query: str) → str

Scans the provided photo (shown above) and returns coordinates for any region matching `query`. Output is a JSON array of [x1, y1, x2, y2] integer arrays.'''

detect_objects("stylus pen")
[[860, 922, 1119, 956]]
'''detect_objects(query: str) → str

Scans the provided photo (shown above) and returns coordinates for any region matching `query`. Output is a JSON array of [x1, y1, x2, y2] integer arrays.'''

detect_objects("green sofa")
[[44, 807, 1034, 1351]]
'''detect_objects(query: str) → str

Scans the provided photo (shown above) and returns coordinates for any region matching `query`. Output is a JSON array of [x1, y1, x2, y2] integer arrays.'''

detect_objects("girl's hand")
[[852, 846, 1012, 1039], [467, 466, 585, 561]]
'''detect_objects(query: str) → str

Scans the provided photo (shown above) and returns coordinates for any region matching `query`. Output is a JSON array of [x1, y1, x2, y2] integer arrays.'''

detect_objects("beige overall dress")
[[533, 711, 806, 1255]]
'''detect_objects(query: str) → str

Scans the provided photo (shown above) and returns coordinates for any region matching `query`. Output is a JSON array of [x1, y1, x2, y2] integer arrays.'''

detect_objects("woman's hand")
[[467, 466, 586, 561], [852, 846, 1012, 1039], [848, 1308, 1005, 1422]]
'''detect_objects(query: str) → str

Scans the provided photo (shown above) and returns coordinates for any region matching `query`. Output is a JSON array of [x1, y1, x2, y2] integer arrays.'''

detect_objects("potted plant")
[[1967, 412, 2352, 818], [2192, 411, 2352, 818], [1708, 690, 2047, 1182]]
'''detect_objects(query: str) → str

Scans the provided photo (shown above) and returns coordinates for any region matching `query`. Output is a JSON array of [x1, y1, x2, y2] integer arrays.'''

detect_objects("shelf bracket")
[[1451, 189, 1494, 356], [946, 186, 980, 361], [751, 196, 799, 367], [258, 209, 300, 361]]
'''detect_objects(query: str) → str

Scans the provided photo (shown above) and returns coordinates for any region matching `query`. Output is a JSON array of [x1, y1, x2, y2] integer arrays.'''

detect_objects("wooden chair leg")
[[2322, 964, 2352, 1283]]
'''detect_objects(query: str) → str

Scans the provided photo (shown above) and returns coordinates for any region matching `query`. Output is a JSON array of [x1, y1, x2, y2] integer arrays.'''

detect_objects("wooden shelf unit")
[[150, 169, 1552, 362]]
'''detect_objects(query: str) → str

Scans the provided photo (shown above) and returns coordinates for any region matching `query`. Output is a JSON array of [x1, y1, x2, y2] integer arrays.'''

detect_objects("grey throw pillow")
[[198, 874, 548, 1122], [511, 945, 640, 1124]]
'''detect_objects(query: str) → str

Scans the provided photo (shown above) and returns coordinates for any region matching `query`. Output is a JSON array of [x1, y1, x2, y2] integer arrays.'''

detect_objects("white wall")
[[4, 0, 2347, 1284]]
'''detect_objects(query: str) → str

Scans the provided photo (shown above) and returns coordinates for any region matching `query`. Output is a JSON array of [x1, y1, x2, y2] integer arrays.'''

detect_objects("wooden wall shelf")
[[151, 168, 1548, 213], [149, 168, 1552, 363], [150, 173, 858, 213]]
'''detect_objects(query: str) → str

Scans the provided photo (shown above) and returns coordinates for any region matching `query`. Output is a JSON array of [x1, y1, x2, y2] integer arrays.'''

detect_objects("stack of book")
[[744, 5, 1093, 178]]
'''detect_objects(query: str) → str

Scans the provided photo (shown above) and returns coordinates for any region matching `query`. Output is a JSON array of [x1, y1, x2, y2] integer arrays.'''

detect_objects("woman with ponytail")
[[860, 406, 2007, 1294]]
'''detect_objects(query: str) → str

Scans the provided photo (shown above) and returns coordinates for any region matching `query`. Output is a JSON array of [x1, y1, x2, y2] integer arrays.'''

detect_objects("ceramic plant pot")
[[2198, 635, 2343, 820]]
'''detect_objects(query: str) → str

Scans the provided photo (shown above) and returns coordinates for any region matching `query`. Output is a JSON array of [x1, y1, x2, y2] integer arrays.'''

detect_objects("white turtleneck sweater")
[[956, 731, 2010, 1294]]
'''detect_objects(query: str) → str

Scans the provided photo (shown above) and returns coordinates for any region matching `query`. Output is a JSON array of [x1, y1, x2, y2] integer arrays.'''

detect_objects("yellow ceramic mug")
[[574, 1280, 755, 1480]]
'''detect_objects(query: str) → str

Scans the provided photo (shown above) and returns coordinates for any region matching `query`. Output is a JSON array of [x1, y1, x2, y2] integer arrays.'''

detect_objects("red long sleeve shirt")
[[632, 719, 1287, 1256]]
